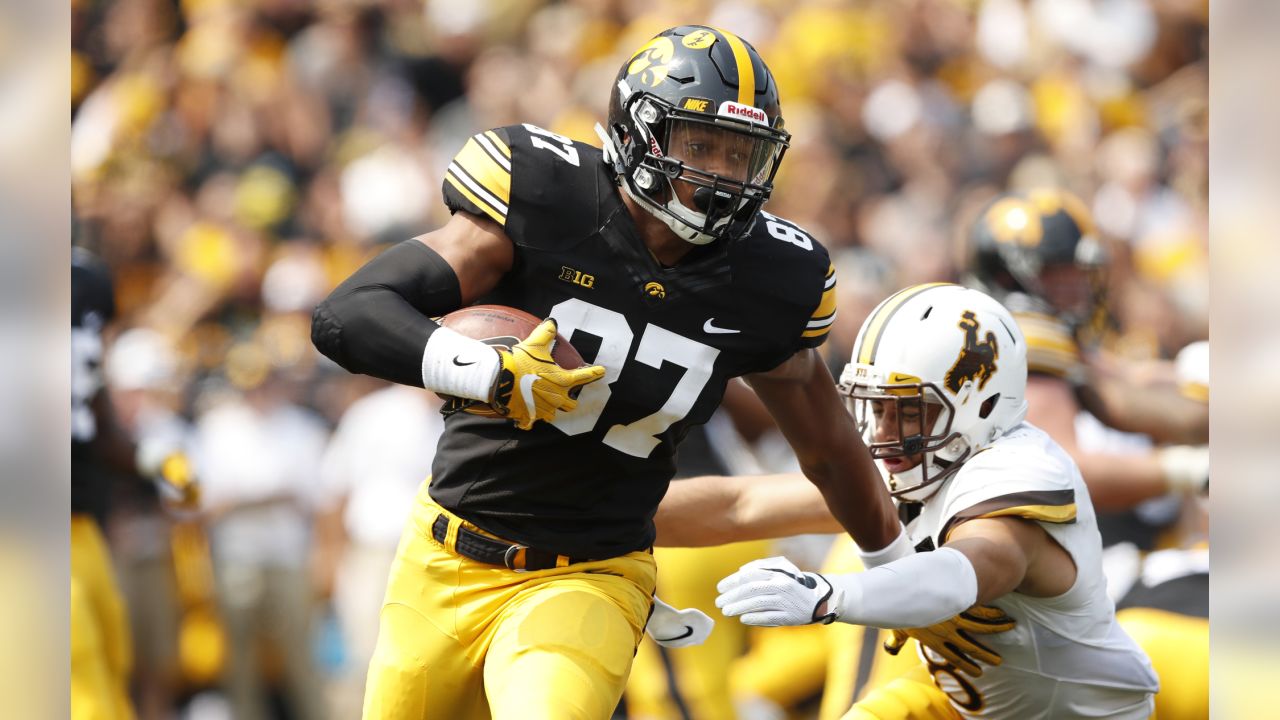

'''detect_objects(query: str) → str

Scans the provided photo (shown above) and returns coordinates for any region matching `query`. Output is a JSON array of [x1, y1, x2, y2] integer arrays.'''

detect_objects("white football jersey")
[[906, 422, 1159, 719]]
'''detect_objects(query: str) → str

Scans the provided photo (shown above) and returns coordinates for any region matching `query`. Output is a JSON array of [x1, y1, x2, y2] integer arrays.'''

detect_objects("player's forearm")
[[654, 473, 841, 547], [801, 450, 902, 555], [1070, 450, 1172, 509], [1076, 379, 1208, 445], [824, 548, 978, 628]]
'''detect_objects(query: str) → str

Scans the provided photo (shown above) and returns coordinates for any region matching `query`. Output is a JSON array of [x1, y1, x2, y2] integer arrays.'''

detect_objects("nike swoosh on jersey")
[[703, 319, 740, 334], [653, 625, 695, 643], [453, 356, 476, 367]]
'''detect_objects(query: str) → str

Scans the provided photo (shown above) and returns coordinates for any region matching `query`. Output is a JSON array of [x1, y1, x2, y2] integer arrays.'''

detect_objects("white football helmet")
[[838, 283, 1028, 501]]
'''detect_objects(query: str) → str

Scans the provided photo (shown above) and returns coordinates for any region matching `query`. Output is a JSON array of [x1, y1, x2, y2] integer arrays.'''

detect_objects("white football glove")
[[645, 596, 714, 648], [715, 556, 841, 627]]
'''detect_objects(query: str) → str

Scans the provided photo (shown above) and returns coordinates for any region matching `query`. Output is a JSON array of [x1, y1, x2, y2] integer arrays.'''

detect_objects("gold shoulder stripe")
[[941, 488, 1076, 541], [483, 130, 511, 159], [444, 165, 507, 225], [713, 27, 755, 105], [800, 262, 838, 338], [453, 136, 512, 206], [810, 286, 837, 322], [856, 283, 954, 364]]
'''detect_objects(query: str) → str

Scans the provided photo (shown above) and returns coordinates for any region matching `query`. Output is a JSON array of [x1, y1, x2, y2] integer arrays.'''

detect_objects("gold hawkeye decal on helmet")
[[627, 37, 676, 88]]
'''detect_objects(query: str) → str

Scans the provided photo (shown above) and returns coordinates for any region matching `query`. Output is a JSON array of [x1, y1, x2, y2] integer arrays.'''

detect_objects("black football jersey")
[[430, 124, 837, 558], [71, 247, 116, 517]]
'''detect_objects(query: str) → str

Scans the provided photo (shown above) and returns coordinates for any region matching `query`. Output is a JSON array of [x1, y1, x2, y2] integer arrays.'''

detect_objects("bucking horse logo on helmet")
[[945, 311, 999, 393]]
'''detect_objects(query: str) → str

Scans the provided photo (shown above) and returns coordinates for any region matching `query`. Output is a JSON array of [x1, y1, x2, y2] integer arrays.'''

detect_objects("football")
[[436, 305, 587, 417], [438, 305, 585, 369]]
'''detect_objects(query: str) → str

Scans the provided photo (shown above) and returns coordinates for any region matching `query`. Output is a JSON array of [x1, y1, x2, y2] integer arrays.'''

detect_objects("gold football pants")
[[71, 515, 135, 720], [363, 494, 657, 720], [624, 541, 772, 720], [1118, 607, 1207, 720]]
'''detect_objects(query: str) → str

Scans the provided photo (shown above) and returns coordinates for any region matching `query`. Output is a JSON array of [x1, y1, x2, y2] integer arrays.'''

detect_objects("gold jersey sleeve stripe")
[[483, 130, 511, 159], [714, 27, 755, 105], [941, 488, 1077, 541], [444, 167, 507, 225], [810, 287, 838, 321], [453, 136, 512, 206], [856, 283, 954, 365]]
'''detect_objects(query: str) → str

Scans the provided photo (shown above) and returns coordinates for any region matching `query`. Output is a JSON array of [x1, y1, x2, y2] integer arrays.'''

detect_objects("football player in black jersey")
[[312, 26, 910, 719], [72, 248, 199, 720]]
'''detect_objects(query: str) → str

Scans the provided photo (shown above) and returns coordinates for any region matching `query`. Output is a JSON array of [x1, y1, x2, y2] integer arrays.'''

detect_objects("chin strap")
[[595, 122, 719, 246]]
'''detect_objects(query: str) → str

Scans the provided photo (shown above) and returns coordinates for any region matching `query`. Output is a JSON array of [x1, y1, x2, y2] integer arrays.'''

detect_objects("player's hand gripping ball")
[[437, 305, 603, 429]]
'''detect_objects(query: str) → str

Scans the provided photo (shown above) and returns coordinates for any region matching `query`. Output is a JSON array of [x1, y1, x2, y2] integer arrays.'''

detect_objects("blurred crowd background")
[[70, 0, 1208, 718]]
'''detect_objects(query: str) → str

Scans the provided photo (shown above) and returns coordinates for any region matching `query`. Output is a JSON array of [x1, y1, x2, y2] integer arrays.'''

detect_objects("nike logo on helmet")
[[653, 625, 695, 643], [452, 356, 476, 367], [703, 318, 740, 334]]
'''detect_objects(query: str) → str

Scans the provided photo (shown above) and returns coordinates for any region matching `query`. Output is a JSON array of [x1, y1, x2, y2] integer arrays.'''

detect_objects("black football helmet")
[[965, 189, 1107, 328], [598, 26, 790, 245]]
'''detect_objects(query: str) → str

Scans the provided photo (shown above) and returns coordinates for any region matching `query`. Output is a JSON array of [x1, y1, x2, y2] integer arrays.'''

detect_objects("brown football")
[[436, 305, 588, 418], [438, 305, 585, 368]]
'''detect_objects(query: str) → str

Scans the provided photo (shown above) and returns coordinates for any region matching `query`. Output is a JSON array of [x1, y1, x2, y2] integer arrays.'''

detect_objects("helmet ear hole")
[[979, 394, 1000, 419]]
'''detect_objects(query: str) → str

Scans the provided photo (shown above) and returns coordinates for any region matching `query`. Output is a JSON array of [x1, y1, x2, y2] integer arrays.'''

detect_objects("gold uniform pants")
[[71, 515, 135, 720], [363, 494, 657, 720]]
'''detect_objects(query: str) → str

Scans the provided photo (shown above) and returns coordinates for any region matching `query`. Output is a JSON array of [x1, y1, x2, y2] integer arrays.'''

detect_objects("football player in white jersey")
[[699, 283, 1158, 719]]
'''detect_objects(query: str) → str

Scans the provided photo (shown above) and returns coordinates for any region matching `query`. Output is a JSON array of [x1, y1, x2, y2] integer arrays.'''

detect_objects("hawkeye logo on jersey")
[[944, 311, 999, 394], [718, 101, 768, 125], [644, 281, 666, 299], [559, 266, 595, 289]]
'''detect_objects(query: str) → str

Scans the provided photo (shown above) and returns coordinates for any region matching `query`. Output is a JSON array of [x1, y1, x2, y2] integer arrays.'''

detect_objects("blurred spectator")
[[313, 384, 445, 718], [105, 328, 190, 720], [193, 357, 329, 720]]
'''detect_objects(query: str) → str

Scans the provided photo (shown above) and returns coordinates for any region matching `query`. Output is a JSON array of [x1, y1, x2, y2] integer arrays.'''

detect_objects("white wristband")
[[830, 547, 978, 628], [1157, 445, 1210, 493], [858, 524, 915, 569], [421, 326, 501, 401]]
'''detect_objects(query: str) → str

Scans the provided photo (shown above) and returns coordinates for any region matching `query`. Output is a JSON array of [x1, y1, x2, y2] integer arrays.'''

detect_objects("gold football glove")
[[490, 318, 605, 430], [884, 604, 1016, 677]]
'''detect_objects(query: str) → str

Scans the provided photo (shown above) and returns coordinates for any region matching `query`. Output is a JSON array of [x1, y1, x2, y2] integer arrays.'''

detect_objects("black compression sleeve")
[[311, 240, 463, 387]]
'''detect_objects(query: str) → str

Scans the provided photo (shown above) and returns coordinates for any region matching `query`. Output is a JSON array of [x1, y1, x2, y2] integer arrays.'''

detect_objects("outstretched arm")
[[744, 349, 906, 560], [716, 516, 1063, 629], [654, 472, 841, 547]]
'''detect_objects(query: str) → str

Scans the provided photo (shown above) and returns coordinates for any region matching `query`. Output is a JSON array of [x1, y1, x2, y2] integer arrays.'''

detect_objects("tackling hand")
[[490, 318, 605, 430], [715, 556, 841, 626], [883, 604, 1016, 677]]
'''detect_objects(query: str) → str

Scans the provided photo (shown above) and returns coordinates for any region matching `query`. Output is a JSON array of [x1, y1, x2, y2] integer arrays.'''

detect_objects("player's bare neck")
[[621, 192, 695, 268]]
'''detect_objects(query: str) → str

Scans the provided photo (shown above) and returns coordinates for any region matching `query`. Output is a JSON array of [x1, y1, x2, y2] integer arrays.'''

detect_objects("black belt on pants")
[[431, 514, 590, 572]]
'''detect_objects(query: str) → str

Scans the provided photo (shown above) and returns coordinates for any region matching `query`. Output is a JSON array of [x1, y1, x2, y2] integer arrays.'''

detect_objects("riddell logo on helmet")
[[718, 101, 767, 124]]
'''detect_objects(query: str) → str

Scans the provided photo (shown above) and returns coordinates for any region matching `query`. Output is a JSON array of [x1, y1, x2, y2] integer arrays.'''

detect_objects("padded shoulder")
[[733, 210, 836, 350], [441, 124, 613, 251], [1014, 311, 1081, 379], [934, 424, 1079, 541]]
